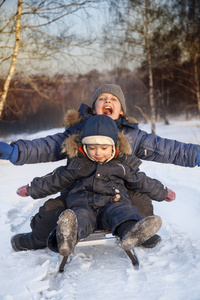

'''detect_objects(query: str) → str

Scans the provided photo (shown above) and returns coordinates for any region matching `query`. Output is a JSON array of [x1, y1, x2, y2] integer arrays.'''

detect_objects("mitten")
[[17, 185, 30, 197], [0, 141, 18, 163], [195, 150, 200, 166], [165, 189, 176, 202]]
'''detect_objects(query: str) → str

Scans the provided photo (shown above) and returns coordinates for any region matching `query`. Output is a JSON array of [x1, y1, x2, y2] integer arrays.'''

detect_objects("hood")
[[62, 131, 132, 159], [63, 106, 138, 128], [63, 108, 83, 128]]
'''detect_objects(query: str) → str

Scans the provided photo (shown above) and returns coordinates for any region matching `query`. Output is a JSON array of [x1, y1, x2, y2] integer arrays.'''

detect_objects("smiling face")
[[86, 144, 113, 162], [93, 93, 124, 120]]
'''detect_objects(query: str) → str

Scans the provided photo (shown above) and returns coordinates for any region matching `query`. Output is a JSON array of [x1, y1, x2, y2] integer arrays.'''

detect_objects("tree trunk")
[[194, 50, 200, 116], [145, 0, 156, 134], [193, 0, 200, 116], [161, 75, 169, 125], [0, 0, 22, 119]]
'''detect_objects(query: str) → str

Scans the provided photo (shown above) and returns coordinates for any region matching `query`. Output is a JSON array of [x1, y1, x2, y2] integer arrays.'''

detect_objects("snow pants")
[[30, 191, 154, 244], [69, 200, 142, 239]]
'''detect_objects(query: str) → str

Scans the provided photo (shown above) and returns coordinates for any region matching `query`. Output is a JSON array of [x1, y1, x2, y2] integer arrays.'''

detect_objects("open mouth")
[[102, 106, 113, 115]]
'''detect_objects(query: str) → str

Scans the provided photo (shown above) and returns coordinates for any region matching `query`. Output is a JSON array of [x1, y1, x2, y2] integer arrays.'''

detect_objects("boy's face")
[[93, 93, 124, 120], [86, 144, 113, 162]]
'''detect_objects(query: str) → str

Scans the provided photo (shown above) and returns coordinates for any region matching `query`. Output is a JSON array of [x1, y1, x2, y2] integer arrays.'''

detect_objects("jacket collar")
[[64, 103, 138, 130]]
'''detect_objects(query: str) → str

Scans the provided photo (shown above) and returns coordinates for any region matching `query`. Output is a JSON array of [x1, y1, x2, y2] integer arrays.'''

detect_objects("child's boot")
[[11, 232, 46, 251], [56, 209, 78, 256], [140, 234, 161, 248], [121, 215, 162, 251]]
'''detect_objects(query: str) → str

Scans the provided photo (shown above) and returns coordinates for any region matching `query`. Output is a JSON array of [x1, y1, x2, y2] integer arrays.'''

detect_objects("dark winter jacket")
[[12, 104, 200, 167], [27, 125, 168, 205]]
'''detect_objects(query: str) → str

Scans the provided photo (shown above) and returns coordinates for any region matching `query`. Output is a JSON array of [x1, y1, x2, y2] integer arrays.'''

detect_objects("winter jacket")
[[12, 104, 200, 167], [27, 130, 168, 204], [27, 119, 170, 238]]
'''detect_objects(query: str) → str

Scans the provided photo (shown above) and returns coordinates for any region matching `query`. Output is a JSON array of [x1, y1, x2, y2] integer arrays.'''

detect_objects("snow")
[[1, 119, 200, 300]]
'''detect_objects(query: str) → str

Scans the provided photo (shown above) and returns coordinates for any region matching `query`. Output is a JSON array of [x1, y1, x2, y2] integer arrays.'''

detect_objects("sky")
[[1, 0, 115, 75]]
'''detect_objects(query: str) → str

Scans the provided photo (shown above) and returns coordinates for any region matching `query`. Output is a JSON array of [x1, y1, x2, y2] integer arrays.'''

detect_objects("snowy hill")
[[0, 119, 200, 300]]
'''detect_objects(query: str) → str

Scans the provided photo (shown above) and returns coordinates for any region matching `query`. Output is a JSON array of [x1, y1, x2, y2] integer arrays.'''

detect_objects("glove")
[[195, 150, 200, 166], [17, 185, 30, 197], [0, 141, 18, 163], [165, 189, 176, 202]]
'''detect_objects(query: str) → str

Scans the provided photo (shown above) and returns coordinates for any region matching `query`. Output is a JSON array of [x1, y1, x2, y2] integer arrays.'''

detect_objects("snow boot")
[[11, 232, 46, 251], [47, 227, 59, 253], [56, 209, 78, 257], [121, 215, 162, 251], [140, 234, 161, 248]]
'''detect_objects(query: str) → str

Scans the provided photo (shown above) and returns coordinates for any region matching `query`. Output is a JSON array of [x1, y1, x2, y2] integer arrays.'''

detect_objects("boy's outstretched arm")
[[132, 129, 200, 167], [16, 165, 76, 199], [125, 169, 176, 201], [0, 132, 68, 165], [16, 158, 95, 199], [12, 132, 67, 165]]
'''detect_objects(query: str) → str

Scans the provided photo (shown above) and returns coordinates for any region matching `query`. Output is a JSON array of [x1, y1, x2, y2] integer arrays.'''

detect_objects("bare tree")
[[0, 0, 97, 119], [0, 0, 22, 119], [168, 0, 200, 116], [103, 0, 173, 133], [144, 0, 156, 133], [188, 0, 200, 116]]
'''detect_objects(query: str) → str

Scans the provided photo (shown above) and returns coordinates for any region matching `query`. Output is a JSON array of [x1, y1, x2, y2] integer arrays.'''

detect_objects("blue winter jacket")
[[12, 104, 200, 167], [27, 127, 168, 203]]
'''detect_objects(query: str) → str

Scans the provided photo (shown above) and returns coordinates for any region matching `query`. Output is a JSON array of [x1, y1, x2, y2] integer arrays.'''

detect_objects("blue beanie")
[[82, 115, 118, 147]]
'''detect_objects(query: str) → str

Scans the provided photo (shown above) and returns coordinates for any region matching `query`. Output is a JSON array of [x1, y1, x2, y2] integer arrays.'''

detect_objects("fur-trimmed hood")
[[62, 109, 132, 159], [62, 131, 132, 159], [63, 108, 137, 128]]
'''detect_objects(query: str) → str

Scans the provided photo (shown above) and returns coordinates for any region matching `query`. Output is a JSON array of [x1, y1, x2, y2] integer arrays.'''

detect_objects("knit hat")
[[91, 84, 126, 114], [82, 115, 118, 161]]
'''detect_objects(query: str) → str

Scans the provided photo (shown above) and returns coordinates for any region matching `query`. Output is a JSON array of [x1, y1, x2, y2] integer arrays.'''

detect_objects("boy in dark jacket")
[[0, 84, 199, 251], [14, 115, 175, 256]]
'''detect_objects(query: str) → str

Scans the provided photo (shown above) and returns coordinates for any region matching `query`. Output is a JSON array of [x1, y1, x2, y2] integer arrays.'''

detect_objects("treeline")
[[0, 62, 199, 136]]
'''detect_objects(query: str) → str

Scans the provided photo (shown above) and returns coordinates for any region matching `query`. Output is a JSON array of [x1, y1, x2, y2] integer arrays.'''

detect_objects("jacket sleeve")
[[27, 165, 76, 199], [125, 126, 200, 167], [125, 170, 168, 201], [11, 105, 92, 166], [11, 131, 68, 165], [27, 158, 95, 199], [119, 155, 168, 201], [12, 123, 84, 165]]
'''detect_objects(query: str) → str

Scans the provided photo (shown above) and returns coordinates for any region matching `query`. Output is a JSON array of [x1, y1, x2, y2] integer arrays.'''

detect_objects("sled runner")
[[58, 230, 139, 272]]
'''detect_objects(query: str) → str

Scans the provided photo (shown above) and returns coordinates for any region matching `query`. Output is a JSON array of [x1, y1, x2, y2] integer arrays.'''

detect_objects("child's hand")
[[165, 189, 176, 202], [17, 185, 30, 197]]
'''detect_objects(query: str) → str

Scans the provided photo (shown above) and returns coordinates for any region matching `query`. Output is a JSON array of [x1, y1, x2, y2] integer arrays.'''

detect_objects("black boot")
[[11, 232, 46, 251], [121, 216, 162, 251], [56, 209, 78, 256], [140, 234, 161, 248], [47, 227, 59, 253]]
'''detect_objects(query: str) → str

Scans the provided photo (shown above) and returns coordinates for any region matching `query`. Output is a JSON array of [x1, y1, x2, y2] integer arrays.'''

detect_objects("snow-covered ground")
[[1, 119, 200, 300]]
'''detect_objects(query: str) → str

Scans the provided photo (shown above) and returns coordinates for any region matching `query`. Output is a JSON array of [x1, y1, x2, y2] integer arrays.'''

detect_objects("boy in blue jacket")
[[0, 84, 199, 251], [15, 115, 175, 256]]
